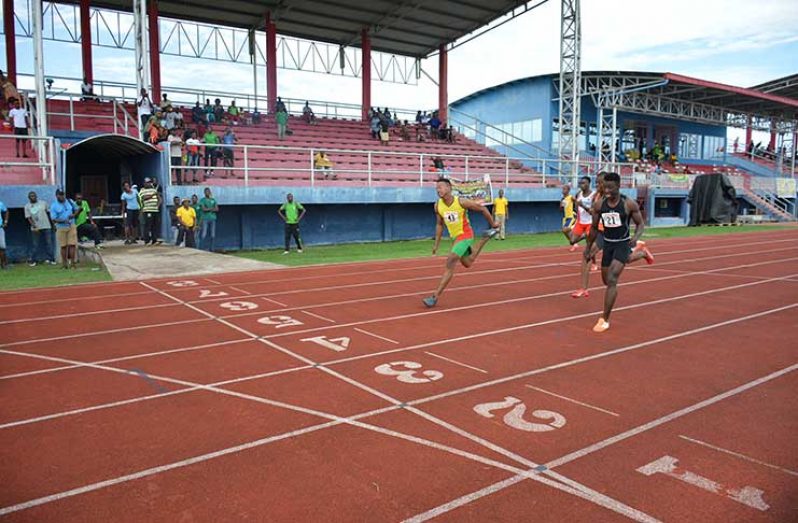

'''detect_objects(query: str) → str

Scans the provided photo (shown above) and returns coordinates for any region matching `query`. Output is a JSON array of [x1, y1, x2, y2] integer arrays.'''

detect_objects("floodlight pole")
[[558, 0, 582, 183]]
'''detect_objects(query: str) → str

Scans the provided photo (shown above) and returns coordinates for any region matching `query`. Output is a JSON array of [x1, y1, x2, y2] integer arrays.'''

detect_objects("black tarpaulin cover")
[[687, 173, 738, 225]]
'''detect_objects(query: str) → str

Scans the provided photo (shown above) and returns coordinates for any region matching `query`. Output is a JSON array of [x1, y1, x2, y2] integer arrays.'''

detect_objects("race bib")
[[444, 211, 459, 224], [602, 212, 622, 228]]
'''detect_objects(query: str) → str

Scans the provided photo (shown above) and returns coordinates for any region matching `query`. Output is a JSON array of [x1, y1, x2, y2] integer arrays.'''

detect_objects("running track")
[[1, 229, 796, 522]]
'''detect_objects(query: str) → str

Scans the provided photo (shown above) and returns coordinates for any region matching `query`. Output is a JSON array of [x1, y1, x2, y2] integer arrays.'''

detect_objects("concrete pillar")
[[3, 0, 16, 85], [80, 0, 93, 85], [361, 29, 371, 121], [438, 44, 448, 123], [147, 0, 161, 101], [265, 12, 277, 113]]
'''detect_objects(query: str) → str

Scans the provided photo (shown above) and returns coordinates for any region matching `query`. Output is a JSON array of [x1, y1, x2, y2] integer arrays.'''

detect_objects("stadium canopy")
[[750, 74, 798, 102], [58, 0, 532, 57]]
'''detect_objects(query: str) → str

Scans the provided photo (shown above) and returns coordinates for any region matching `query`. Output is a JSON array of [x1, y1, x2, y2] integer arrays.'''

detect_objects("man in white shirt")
[[167, 131, 184, 183], [8, 100, 29, 158], [80, 77, 97, 101], [137, 88, 154, 137], [185, 132, 201, 183]]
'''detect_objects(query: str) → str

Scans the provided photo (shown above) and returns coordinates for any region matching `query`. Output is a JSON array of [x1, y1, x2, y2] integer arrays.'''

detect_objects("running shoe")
[[297, 249, 303, 253], [571, 288, 589, 298], [592, 318, 610, 333], [633, 240, 655, 265], [590, 263, 598, 272], [569, 244, 578, 252], [482, 228, 499, 239], [422, 295, 438, 308]]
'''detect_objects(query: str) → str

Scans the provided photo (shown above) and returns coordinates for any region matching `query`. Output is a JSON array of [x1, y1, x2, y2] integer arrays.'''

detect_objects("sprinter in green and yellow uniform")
[[423, 177, 500, 308]]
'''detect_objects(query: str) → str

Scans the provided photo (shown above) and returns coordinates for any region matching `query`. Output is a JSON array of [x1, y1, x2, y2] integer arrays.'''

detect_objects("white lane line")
[[228, 285, 252, 295], [354, 327, 399, 344], [204, 278, 223, 285], [402, 475, 527, 523], [525, 385, 620, 417], [545, 363, 798, 469], [0, 302, 177, 325], [678, 435, 798, 477], [301, 310, 336, 323], [424, 351, 488, 374], [261, 296, 287, 307]]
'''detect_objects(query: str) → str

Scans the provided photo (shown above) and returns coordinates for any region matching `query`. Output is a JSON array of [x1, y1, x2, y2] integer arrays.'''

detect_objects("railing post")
[[505, 157, 509, 185], [113, 101, 118, 134], [541, 159, 546, 185], [419, 153, 424, 186], [69, 96, 75, 131], [464, 156, 469, 181], [310, 147, 315, 186], [243, 145, 249, 186], [367, 151, 372, 186]]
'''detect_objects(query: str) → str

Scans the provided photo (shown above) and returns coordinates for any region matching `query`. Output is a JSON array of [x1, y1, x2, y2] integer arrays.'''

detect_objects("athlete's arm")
[[432, 203, 443, 255], [627, 198, 645, 245], [584, 199, 602, 260], [460, 198, 498, 229]]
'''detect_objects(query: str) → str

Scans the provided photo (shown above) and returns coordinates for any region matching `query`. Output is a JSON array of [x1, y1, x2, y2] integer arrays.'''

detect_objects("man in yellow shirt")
[[560, 183, 576, 244], [492, 189, 509, 240], [313, 151, 336, 180], [176, 199, 197, 248]]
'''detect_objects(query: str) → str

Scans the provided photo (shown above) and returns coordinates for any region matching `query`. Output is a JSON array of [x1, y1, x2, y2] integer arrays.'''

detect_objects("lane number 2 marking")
[[374, 361, 443, 384], [473, 396, 566, 433], [256, 315, 304, 329], [199, 289, 229, 299], [220, 301, 259, 312]]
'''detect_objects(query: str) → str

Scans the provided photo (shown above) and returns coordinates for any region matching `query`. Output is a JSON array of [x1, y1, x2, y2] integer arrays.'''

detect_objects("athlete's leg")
[[427, 253, 459, 304], [602, 259, 626, 321], [572, 241, 599, 298], [460, 237, 489, 267]]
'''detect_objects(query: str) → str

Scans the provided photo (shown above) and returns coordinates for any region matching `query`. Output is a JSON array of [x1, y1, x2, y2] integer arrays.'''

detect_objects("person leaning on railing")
[[314, 151, 336, 180]]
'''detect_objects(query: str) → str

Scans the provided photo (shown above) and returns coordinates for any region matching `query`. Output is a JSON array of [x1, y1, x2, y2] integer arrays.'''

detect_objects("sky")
[[2, 0, 797, 143]]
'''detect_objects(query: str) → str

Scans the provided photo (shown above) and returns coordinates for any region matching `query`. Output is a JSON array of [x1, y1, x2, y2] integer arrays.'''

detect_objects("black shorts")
[[601, 239, 631, 267], [125, 209, 140, 228], [14, 127, 28, 136]]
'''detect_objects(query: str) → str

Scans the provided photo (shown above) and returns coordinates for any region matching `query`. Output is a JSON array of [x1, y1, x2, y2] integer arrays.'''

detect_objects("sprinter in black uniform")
[[585, 172, 654, 332]]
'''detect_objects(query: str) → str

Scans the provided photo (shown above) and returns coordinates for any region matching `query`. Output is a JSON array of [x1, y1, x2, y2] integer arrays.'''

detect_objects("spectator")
[[440, 125, 454, 143], [147, 112, 166, 144], [203, 126, 221, 175], [160, 93, 172, 110], [314, 151, 336, 179], [0, 72, 20, 109], [74, 192, 103, 248], [252, 107, 262, 124], [493, 189, 509, 240], [204, 98, 215, 123], [8, 100, 29, 158], [120, 181, 140, 245], [399, 120, 411, 141], [420, 111, 430, 125], [80, 77, 98, 101], [168, 196, 181, 243], [415, 110, 423, 124], [137, 88, 154, 133], [173, 107, 184, 129], [382, 107, 393, 126], [275, 96, 286, 113], [370, 113, 381, 139], [176, 199, 197, 248], [276, 107, 288, 140], [379, 122, 390, 145], [429, 112, 441, 138], [24, 191, 55, 266], [138, 177, 162, 245], [185, 131, 201, 182], [302, 101, 316, 125], [213, 98, 224, 123], [415, 125, 427, 142], [191, 194, 202, 233], [167, 130, 184, 184], [49, 189, 80, 269], [163, 106, 179, 131], [199, 187, 219, 251], [278, 193, 305, 254], [431, 157, 449, 175], [227, 100, 240, 124], [192, 101, 206, 124], [221, 127, 238, 176], [0, 198, 8, 269]]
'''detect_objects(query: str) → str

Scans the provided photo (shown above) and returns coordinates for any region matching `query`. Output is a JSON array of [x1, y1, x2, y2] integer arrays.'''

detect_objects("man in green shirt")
[[138, 177, 162, 245], [278, 193, 305, 254], [203, 126, 221, 175], [199, 187, 219, 251], [74, 192, 103, 248], [276, 109, 288, 140]]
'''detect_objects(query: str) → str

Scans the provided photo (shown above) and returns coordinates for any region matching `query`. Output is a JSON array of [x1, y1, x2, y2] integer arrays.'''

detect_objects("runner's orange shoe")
[[592, 318, 610, 332], [633, 240, 655, 265], [569, 244, 578, 252], [590, 263, 598, 272], [571, 288, 589, 298]]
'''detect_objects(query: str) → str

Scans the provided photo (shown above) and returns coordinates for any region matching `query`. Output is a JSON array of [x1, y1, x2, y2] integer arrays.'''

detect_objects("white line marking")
[[0, 302, 177, 325], [354, 327, 399, 344], [424, 351, 488, 374], [300, 310, 336, 323], [525, 385, 620, 417], [402, 475, 527, 523], [204, 278, 223, 285], [260, 296, 287, 307], [545, 363, 798, 469], [678, 435, 798, 477], [228, 285, 252, 295]]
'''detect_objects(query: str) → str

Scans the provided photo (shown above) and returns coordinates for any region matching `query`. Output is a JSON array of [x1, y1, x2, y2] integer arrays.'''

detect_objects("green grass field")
[[0, 262, 111, 291], [0, 224, 786, 291], [233, 224, 789, 267]]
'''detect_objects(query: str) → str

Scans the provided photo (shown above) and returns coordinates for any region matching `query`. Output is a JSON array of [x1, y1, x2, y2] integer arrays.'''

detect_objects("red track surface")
[[1, 230, 797, 522]]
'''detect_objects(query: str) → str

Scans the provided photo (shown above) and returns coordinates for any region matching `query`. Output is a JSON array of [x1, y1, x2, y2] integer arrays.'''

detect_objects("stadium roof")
[[750, 74, 798, 102], [59, 0, 530, 58], [453, 71, 798, 123]]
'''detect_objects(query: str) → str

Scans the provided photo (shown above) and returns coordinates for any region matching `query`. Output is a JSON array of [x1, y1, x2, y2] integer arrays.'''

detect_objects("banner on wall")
[[451, 174, 494, 205], [776, 178, 796, 198]]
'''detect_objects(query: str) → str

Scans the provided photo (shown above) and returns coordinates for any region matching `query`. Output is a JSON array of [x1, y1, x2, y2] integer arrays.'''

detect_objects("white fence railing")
[[165, 141, 640, 188], [0, 134, 57, 185]]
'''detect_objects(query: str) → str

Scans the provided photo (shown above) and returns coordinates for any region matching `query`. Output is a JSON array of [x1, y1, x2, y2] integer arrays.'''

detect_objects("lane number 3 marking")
[[374, 361, 443, 384], [473, 396, 566, 432]]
